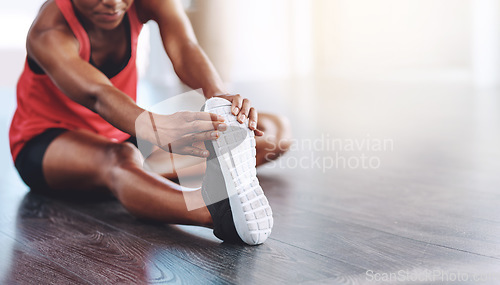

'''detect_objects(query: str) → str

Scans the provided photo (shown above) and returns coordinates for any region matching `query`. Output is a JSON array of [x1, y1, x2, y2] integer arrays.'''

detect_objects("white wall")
[[0, 0, 45, 87], [314, 0, 473, 77], [472, 0, 500, 87], [2, 0, 499, 87], [186, 0, 313, 82], [179, 0, 484, 83]]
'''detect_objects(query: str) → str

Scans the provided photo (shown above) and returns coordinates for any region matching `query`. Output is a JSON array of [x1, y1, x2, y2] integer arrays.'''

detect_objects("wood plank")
[[1, 78, 500, 284], [0, 231, 90, 284], [258, 168, 500, 258], [63, 198, 366, 284], [0, 193, 231, 284], [268, 207, 500, 278]]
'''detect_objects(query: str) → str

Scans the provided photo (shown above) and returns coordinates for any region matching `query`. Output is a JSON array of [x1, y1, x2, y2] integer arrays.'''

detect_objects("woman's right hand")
[[136, 111, 226, 158]]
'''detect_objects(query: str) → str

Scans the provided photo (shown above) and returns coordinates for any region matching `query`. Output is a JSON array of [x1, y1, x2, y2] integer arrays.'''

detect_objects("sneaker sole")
[[202, 97, 273, 245]]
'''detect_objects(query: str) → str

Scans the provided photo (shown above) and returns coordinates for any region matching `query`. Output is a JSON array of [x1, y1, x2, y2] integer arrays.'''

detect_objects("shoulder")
[[27, 0, 78, 60], [135, 0, 159, 23], [30, 0, 72, 36], [28, 0, 76, 48], [135, 0, 185, 24]]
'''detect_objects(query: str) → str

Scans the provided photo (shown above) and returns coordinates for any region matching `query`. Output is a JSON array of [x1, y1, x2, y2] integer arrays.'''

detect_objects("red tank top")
[[9, 0, 143, 162]]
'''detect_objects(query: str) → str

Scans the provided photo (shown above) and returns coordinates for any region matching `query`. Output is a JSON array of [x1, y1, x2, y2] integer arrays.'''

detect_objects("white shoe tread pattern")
[[204, 98, 273, 245]]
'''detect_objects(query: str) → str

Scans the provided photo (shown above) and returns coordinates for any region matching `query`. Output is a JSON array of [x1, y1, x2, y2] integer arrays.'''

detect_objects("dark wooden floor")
[[1, 77, 500, 284]]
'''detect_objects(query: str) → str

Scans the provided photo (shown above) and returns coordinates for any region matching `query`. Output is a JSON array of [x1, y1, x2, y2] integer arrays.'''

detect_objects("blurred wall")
[[180, 0, 500, 85], [313, 0, 472, 77], [472, 0, 500, 87], [1, 0, 499, 87], [186, 0, 313, 82], [0, 1, 45, 87]]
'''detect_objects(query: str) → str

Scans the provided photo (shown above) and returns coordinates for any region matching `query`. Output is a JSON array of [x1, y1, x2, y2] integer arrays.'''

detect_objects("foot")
[[201, 98, 273, 245]]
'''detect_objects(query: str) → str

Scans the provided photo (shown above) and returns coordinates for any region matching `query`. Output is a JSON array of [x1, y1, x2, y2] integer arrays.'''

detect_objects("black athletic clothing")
[[14, 129, 137, 191]]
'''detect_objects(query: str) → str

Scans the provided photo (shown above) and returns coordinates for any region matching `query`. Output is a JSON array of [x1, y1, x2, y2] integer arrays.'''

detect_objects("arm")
[[27, 2, 223, 157], [28, 17, 144, 138], [138, 0, 263, 134], [138, 0, 227, 98]]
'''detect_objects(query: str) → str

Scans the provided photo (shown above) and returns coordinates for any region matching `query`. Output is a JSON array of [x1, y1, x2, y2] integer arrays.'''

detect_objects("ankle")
[[199, 206, 214, 228]]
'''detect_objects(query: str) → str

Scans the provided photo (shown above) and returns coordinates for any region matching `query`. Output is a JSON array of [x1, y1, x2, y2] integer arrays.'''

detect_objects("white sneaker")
[[201, 97, 273, 245]]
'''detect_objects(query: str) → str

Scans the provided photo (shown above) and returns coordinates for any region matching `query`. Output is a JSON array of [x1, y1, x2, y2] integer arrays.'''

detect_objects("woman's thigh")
[[41, 129, 141, 193]]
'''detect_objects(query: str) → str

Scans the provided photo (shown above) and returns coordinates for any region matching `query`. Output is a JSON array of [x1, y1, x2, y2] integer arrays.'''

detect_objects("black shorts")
[[14, 128, 138, 191]]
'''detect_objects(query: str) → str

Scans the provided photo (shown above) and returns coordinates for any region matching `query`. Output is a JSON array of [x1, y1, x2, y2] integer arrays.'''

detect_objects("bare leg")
[[144, 144, 206, 181], [255, 113, 292, 166], [143, 112, 293, 179], [42, 129, 212, 227]]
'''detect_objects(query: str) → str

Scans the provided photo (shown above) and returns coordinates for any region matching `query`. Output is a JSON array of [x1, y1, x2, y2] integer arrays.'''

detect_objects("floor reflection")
[[147, 225, 260, 284], [2, 192, 267, 284], [1, 193, 150, 283], [1, 193, 86, 283]]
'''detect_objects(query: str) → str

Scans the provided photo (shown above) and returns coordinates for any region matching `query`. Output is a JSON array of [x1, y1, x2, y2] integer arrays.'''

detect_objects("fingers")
[[189, 120, 227, 133], [248, 107, 258, 130], [230, 94, 243, 116], [254, 128, 265, 136], [180, 145, 210, 158], [213, 94, 257, 131], [182, 111, 226, 133], [237, 98, 251, 123], [169, 130, 220, 157], [181, 130, 220, 144], [248, 107, 264, 135], [187, 111, 225, 123]]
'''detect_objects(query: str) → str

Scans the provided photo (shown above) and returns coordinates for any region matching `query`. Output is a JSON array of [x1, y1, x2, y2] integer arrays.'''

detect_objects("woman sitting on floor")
[[9, 0, 291, 244]]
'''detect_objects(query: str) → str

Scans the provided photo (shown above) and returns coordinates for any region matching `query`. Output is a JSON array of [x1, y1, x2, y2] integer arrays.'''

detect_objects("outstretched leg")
[[42, 129, 212, 226]]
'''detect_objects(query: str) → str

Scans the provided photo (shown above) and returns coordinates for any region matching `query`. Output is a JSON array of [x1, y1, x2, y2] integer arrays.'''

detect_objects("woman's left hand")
[[214, 94, 264, 136]]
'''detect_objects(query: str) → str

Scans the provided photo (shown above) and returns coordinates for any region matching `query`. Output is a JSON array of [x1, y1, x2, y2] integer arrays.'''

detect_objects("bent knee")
[[275, 115, 293, 152], [107, 142, 144, 170], [261, 114, 293, 153], [105, 142, 145, 195], [256, 114, 293, 166]]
